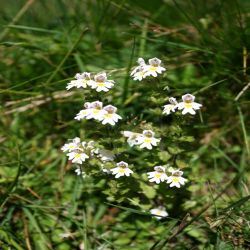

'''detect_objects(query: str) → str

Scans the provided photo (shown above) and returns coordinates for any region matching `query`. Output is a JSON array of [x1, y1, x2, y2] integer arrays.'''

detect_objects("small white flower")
[[167, 169, 187, 188], [163, 97, 178, 115], [66, 80, 77, 90], [97, 149, 115, 162], [85, 101, 107, 121], [90, 73, 114, 92], [143, 57, 166, 78], [66, 72, 93, 90], [176, 94, 202, 115], [132, 70, 146, 81], [137, 130, 160, 150], [147, 166, 168, 184], [61, 137, 81, 152], [110, 161, 133, 178], [101, 105, 122, 126], [75, 167, 86, 177], [130, 58, 147, 81], [75, 102, 92, 120], [67, 151, 89, 164], [122, 131, 141, 147], [150, 207, 168, 220]]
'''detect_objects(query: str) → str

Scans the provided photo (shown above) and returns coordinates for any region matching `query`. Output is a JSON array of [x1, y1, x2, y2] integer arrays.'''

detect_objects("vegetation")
[[0, 0, 250, 249]]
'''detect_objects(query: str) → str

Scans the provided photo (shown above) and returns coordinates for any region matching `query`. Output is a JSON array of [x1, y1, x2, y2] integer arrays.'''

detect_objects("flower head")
[[102, 105, 122, 126], [136, 130, 160, 150], [176, 94, 202, 115], [143, 57, 166, 78], [147, 166, 168, 184], [150, 207, 168, 220], [67, 150, 89, 164], [61, 137, 81, 152], [130, 58, 147, 81], [110, 161, 133, 178], [163, 97, 178, 115], [85, 101, 108, 121], [66, 72, 93, 90], [131, 57, 166, 80], [90, 73, 114, 92], [62, 138, 97, 164], [75, 102, 92, 120], [122, 131, 141, 147], [167, 169, 187, 188]]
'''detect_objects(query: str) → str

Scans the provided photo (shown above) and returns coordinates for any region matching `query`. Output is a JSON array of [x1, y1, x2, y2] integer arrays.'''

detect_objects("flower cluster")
[[62, 56, 203, 215], [75, 101, 122, 126], [147, 166, 187, 188], [163, 94, 202, 115], [61, 137, 95, 164], [122, 130, 160, 149], [66, 72, 114, 92], [130, 57, 166, 81]]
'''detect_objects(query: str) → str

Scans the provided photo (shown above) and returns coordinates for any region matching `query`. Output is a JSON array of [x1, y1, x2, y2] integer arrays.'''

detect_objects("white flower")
[[61, 137, 81, 152], [97, 149, 115, 162], [66, 72, 93, 90], [130, 58, 147, 81], [110, 161, 133, 178], [163, 97, 178, 115], [136, 130, 160, 150], [67, 151, 89, 164], [176, 94, 202, 115], [122, 131, 141, 147], [90, 73, 114, 92], [143, 57, 166, 78], [133, 70, 146, 81], [167, 169, 187, 188], [66, 80, 77, 90], [101, 105, 122, 126], [150, 207, 168, 220], [147, 166, 168, 184], [85, 101, 107, 121], [75, 102, 92, 120], [75, 167, 86, 177]]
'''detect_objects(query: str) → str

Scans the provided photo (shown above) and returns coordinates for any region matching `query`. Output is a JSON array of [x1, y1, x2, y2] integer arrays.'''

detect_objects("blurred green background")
[[0, 0, 250, 249]]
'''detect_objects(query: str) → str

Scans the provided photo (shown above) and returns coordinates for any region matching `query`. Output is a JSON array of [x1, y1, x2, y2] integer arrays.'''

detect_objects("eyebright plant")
[[61, 57, 202, 216]]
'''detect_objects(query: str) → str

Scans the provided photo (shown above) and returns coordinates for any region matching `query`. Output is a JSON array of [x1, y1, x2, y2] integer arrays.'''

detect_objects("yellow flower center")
[[93, 109, 100, 114], [97, 82, 105, 87], [155, 210, 162, 215], [105, 114, 113, 118], [155, 173, 161, 178], [172, 177, 179, 183], [184, 103, 193, 109], [144, 138, 152, 143], [149, 67, 157, 71], [81, 80, 87, 86], [75, 153, 80, 158], [69, 145, 75, 148], [119, 169, 125, 173]]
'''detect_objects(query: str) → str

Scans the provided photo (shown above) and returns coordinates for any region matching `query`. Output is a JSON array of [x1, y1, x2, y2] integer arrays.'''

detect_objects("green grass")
[[0, 0, 250, 249]]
